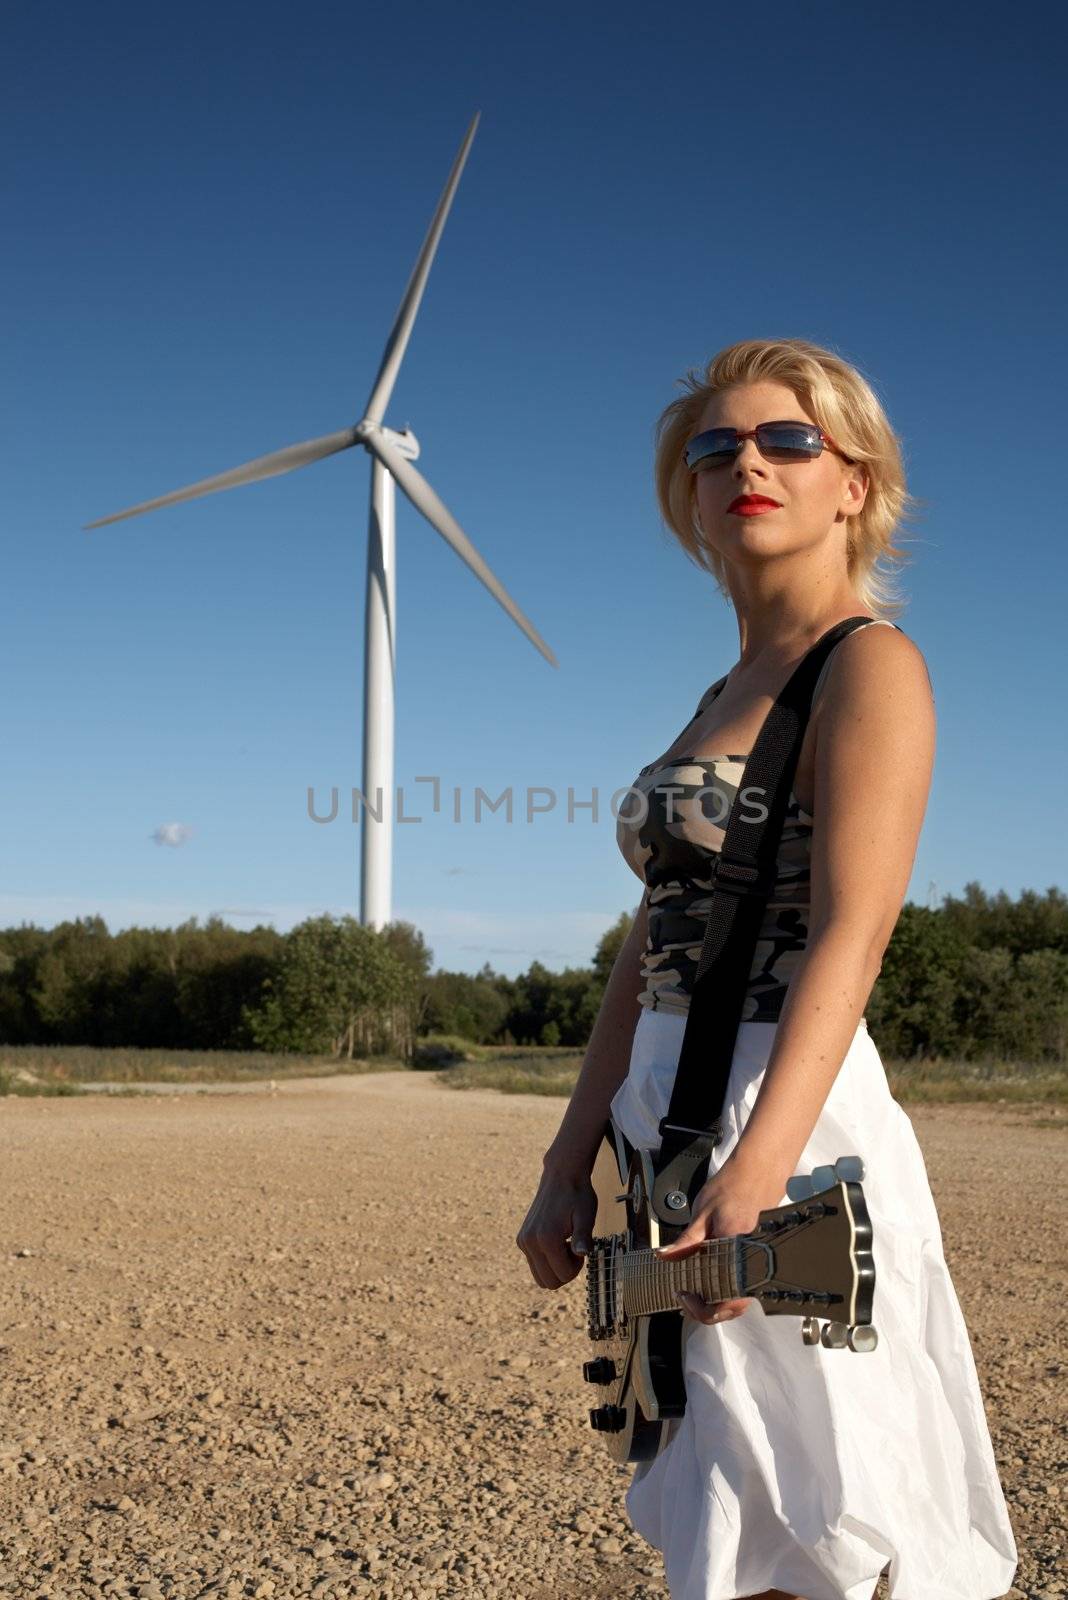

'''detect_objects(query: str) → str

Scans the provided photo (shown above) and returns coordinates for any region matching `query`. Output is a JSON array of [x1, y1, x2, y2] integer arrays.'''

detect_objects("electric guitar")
[[581, 1119, 879, 1463]]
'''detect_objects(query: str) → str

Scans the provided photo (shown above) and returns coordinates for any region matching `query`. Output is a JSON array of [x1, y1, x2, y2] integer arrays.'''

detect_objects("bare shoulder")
[[807, 623, 937, 942], [815, 620, 936, 771]]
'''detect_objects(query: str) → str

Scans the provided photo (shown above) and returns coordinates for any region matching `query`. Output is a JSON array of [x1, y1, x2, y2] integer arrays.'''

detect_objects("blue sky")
[[3, 1, 1065, 977]]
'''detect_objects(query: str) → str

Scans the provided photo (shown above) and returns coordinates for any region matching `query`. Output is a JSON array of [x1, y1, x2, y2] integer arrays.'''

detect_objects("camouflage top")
[[616, 620, 897, 1021]]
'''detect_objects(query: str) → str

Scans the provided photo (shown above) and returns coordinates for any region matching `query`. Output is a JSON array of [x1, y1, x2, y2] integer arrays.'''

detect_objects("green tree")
[[29, 916, 123, 1045], [591, 909, 637, 989], [957, 946, 1068, 1063], [865, 904, 971, 1058], [506, 959, 601, 1048], [420, 969, 510, 1042], [242, 915, 415, 1059], [942, 882, 1068, 957]]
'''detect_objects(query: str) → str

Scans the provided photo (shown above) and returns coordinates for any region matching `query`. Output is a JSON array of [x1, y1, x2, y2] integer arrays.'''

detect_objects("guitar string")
[[595, 1230, 811, 1315], [599, 1242, 735, 1275], [599, 1240, 734, 1272], [598, 1241, 739, 1310]]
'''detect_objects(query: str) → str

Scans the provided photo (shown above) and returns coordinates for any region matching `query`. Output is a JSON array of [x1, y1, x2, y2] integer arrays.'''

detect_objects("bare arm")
[[516, 892, 648, 1289], [657, 624, 937, 1319], [542, 891, 649, 1179], [731, 622, 937, 1191]]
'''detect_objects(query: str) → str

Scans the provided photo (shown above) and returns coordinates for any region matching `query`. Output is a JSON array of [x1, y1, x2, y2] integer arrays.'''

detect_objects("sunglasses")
[[685, 420, 856, 473]]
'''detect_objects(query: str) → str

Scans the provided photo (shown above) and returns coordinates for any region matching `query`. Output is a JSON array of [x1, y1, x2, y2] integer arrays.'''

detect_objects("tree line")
[[0, 882, 1064, 1064]]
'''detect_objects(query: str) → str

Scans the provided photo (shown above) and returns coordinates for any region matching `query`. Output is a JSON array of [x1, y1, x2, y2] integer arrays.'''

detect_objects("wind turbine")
[[85, 112, 557, 932]]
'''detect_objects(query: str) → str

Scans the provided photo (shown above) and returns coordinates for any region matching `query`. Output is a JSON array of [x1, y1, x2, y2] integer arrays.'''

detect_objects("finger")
[[515, 1235, 563, 1290], [697, 1297, 752, 1318], [676, 1292, 752, 1325], [569, 1204, 595, 1262], [533, 1236, 583, 1290], [676, 1292, 721, 1325], [655, 1229, 709, 1257], [543, 1234, 584, 1285], [525, 1252, 564, 1291], [528, 1245, 566, 1289]]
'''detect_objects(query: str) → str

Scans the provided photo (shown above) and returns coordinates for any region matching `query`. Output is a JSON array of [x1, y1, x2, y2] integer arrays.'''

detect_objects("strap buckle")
[[712, 853, 777, 897], [657, 1116, 722, 1144]]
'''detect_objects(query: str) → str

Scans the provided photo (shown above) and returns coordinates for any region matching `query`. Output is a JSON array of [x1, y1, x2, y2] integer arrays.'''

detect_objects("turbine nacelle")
[[355, 419, 420, 462]]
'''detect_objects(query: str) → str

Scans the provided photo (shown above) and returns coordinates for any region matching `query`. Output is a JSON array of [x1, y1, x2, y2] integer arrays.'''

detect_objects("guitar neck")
[[620, 1239, 743, 1319]]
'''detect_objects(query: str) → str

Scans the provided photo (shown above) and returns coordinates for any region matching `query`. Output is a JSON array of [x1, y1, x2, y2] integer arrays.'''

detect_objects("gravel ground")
[[0, 1073, 1063, 1600]]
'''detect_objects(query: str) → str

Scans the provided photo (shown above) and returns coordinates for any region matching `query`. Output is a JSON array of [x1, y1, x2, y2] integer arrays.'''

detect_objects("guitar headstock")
[[739, 1154, 877, 1348]]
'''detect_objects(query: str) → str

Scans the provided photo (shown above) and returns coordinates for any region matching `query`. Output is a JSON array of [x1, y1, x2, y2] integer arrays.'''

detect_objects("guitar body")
[[585, 1120, 687, 1462], [581, 1117, 878, 1465]]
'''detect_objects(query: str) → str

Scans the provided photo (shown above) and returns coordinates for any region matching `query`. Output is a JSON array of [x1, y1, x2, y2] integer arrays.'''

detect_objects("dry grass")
[[1, 1036, 1064, 1109], [0, 1042, 406, 1096], [438, 1047, 1068, 1106]]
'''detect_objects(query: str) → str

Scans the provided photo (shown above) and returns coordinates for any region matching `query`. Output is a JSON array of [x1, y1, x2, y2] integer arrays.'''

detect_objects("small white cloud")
[[152, 822, 194, 848]]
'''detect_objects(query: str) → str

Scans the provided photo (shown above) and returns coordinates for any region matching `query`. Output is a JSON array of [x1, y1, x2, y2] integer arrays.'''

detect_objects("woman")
[[516, 339, 1018, 1600]]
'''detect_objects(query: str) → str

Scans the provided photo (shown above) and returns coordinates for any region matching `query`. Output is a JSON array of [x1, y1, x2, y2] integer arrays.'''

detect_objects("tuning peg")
[[802, 1317, 877, 1351], [791, 1154, 867, 1206], [834, 1155, 865, 1183]]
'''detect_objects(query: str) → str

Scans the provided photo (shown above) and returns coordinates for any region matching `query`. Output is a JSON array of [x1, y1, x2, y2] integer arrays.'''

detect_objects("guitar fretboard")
[[620, 1239, 740, 1318]]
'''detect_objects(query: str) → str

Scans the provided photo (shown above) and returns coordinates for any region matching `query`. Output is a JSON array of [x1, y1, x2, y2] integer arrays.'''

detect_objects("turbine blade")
[[84, 426, 360, 529], [362, 112, 480, 427], [365, 428, 557, 668]]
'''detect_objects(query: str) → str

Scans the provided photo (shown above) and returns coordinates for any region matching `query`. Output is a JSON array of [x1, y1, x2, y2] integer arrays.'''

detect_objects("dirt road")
[[1, 1074, 1062, 1599]]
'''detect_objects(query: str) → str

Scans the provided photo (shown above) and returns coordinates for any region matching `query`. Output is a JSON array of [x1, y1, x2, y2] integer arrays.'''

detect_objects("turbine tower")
[[84, 112, 557, 931]]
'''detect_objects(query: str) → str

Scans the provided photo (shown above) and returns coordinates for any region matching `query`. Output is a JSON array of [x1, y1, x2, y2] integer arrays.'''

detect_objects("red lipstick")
[[728, 495, 781, 516]]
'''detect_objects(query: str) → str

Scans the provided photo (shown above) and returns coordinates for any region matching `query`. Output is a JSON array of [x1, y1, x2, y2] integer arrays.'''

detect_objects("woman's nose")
[[733, 440, 767, 476]]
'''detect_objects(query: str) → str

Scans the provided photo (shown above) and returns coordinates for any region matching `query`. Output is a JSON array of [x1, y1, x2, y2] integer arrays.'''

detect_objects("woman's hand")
[[654, 1155, 787, 1326], [516, 1166, 598, 1290]]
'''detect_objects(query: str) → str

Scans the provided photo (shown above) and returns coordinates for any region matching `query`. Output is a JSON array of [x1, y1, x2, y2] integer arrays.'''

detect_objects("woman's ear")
[[842, 464, 869, 517]]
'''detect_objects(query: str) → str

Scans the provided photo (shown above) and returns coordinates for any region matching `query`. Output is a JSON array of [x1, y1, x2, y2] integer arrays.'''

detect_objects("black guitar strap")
[[649, 615, 894, 1227]]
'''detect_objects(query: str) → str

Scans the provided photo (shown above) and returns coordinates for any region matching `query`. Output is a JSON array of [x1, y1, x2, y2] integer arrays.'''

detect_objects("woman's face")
[[690, 379, 867, 570]]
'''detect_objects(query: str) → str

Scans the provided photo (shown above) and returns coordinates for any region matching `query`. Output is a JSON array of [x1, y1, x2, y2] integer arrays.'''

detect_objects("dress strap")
[[810, 618, 902, 713], [694, 621, 903, 724]]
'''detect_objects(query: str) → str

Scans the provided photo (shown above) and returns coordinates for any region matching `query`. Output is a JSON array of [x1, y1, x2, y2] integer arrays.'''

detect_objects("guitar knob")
[[786, 1174, 815, 1201], [834, 1155, 865, 1183], [583, 1358, 617, 1384], [589, 1405, 627, 1433], [801, 1316, 821, 1345], [847, 1324, 879, 1353], [819, 1320, 850, 1349], [810, 1163, 837, 1192]]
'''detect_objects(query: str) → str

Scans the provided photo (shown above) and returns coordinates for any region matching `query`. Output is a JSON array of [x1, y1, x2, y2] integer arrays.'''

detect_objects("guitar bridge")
[[585, 1235, 622, 1340]]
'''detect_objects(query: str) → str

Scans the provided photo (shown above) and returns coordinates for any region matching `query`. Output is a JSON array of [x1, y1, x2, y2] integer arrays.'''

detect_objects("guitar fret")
[[619, 1238, 740, 1318]]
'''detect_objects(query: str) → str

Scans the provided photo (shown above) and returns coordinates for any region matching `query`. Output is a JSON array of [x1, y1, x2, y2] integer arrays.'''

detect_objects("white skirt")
[[608, 1008, 1019, 1600]]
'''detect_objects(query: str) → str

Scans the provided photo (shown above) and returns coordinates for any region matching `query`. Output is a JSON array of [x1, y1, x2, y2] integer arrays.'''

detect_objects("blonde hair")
[[654, 337, 919, 618]]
